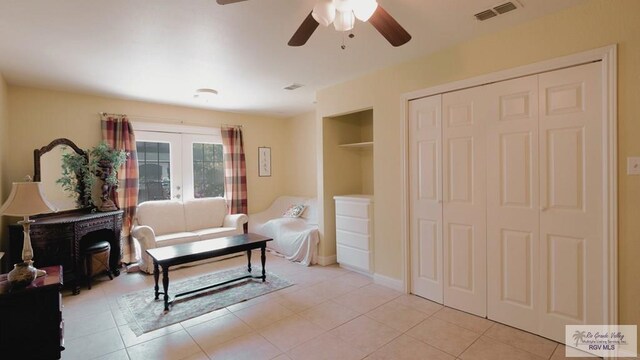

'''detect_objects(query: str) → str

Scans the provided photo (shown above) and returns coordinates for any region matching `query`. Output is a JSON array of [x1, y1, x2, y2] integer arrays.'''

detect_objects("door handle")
[[174, 194, 181, 199]]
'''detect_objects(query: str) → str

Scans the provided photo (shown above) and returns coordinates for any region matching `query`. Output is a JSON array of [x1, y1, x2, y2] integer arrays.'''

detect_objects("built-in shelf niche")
[[338, 141, 373, 149], [322, 108, 374, 267]]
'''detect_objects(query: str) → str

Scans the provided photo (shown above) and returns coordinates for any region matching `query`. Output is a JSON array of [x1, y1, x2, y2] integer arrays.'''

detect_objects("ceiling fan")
[[216, 0, 412, 47]]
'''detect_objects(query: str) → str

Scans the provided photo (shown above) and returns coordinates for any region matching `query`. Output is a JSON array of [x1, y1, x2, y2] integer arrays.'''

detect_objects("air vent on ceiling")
[[474, 2, 519, 21], [494, 2, 517, 14], [474, 9, 497, 21], [284, 83, 304, 91]]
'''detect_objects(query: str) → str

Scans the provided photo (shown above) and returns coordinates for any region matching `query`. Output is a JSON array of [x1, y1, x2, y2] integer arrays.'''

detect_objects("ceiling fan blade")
[[216, 0, 249, 4], [288, 12, 319, 47], [368, 5, 412, 47]]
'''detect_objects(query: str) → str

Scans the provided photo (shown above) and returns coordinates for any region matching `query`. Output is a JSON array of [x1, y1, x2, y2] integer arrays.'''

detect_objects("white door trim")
[[400, 44, 617, 324]]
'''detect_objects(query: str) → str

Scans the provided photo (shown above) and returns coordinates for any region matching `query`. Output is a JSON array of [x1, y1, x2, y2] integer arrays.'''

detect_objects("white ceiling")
[[0, 0, 584, 117]]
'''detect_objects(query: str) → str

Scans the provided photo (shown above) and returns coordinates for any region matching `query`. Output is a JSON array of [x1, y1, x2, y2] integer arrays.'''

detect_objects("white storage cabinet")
[[334, 195, 374, 273]]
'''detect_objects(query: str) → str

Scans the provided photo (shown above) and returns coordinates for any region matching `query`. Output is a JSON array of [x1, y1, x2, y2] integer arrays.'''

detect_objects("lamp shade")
[[0, 181, 57, 216]]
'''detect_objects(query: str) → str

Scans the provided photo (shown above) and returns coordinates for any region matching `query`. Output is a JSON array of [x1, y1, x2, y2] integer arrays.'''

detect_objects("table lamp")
[[0, 177, 57, 281]]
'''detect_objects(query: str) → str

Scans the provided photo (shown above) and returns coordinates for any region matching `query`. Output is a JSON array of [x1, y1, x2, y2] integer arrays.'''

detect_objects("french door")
[[136, 130, 224, 204]]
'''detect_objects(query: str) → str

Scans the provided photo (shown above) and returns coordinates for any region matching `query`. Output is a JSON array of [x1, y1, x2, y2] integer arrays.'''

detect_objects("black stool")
[[82, 240, 113, 289]]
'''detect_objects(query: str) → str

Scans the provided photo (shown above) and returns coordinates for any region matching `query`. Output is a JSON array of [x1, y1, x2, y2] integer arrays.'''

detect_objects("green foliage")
[[56, 149, 95, 208], [89, 141, 127, 186], [57, 141, 127, 208]]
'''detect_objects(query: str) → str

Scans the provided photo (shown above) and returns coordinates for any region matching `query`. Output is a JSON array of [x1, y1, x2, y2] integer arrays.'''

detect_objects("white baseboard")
[[373, 273, 404, 292], [317, 255, 337, 266]]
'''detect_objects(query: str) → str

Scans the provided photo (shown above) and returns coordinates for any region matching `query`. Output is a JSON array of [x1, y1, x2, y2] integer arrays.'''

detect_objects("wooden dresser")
[[0, 265, 64, 359], [8, 209, 123, 294]]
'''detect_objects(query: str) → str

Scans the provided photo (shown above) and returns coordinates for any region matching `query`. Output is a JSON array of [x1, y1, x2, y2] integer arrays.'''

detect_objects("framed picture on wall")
[[258, 147, 271, 177]]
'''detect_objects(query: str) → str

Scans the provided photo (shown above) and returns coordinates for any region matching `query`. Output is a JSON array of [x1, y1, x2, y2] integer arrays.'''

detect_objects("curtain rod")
[[99, 112, 127, 117], [100, 113, 242, 128]]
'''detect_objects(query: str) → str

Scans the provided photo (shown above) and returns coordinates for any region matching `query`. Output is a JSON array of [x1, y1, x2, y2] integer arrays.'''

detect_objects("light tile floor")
[[60, 251, 591, 360]]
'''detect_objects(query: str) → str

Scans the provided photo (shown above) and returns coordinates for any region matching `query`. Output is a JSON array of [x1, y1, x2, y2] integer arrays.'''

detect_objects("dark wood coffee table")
[[146, 233, 273, 311]]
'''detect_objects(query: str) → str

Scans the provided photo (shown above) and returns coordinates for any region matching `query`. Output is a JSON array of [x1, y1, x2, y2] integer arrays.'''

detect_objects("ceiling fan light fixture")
[[312, 0, 336, 27], [334, 0, 354, 12], [353, 0, 378, 21], [334, 9, 355, 31]]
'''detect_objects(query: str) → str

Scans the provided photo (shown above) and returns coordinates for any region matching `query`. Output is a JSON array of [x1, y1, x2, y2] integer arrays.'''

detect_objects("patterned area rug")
[[117, 267, 293, 335]]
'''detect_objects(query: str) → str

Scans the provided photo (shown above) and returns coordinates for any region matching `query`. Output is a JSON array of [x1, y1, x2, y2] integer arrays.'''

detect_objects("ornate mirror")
[[34, 138, 88, 212]]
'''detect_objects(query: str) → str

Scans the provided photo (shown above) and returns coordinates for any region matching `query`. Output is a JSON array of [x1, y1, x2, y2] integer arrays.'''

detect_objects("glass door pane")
[[181, 134, 224, 200], [136, 131, 182, 203]]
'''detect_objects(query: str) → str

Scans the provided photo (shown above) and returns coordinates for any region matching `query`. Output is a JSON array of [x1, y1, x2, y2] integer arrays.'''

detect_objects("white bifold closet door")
[[486, 74, 541, 333], [409, 95, 443, 303], [537, 62, 603, 341], [410, 61, 605, 343], [441, 85, 487, 317]]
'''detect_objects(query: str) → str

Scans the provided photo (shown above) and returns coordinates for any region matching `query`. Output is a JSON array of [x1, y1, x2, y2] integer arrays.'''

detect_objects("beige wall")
[[0, 72, 8, 253], [6, 86, 292, 221], [316, 0, 640, 326], [283, 112, 317, 198]]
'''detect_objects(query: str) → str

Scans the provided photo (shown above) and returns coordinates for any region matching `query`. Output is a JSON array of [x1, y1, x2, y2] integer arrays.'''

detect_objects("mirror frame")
[[33, 138, 89, 209]]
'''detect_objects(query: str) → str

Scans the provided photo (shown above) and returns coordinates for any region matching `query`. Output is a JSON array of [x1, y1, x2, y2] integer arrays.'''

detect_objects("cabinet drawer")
[[336, 216, 370, 235], [337, 245, 371, 272], [335, 201, 371, 218], [336, 230, 370, 251]]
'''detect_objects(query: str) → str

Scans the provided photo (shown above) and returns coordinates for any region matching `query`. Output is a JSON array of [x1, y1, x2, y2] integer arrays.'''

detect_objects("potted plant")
[[57, 149, 95, 208], [89, 142, 127, 212], [58, 142, 126, 211]]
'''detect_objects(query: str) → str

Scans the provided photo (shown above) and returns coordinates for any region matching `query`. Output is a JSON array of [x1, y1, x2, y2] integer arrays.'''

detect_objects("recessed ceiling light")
[[194, 88, 218, 102]]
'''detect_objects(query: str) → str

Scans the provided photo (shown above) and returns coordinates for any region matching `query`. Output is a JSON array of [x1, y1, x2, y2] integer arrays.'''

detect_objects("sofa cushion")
[[137, 200, 186, 236], [193, 227, 241, 240], [183, 197, 227, 231], [155, 232, 201, 246]]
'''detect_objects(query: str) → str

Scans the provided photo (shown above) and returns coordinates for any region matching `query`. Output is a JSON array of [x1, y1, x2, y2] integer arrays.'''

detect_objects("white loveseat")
[[249, 196, 319, 266], [132, 197, 248, 273]]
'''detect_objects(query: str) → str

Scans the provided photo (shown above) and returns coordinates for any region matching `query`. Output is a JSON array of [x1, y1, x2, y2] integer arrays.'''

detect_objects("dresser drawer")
[[335, 216, 370, 235], [337, 245, 371, 272], [336, 230, 370, 251], [335, 201, 371, 219]]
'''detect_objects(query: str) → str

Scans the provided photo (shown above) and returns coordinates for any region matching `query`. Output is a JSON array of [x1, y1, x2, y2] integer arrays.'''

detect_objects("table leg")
[[261, 245, 266, 282], [162, 265, 170, 311], [153, 262, 160, 300], [247, 250, 252, 273]]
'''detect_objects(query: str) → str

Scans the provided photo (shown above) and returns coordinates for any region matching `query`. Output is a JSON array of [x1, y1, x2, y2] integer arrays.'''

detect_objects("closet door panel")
[[442, 86, 487, 317], [409, 95, 443, 302], [487, 75, 540, 333], [539, 62, 603, 342]]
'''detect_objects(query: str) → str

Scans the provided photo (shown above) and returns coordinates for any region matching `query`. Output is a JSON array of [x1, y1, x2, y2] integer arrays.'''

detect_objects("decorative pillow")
[[283, 204, 306, 218]]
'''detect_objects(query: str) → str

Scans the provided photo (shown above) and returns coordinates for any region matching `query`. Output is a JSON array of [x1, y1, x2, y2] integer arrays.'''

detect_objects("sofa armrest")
[[132, 225, 157, 274], [132, 225, 156, 245], [223, 213, 249, 229]]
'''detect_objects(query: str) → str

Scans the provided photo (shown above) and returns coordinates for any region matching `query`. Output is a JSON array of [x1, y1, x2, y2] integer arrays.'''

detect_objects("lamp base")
[[7, 261, 37, 288], [25, 260, 47, 277]]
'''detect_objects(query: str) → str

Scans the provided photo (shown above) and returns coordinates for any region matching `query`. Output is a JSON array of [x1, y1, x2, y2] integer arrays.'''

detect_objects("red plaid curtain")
[[221, 126, 248, 215], [101, 114, 139, 263]]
